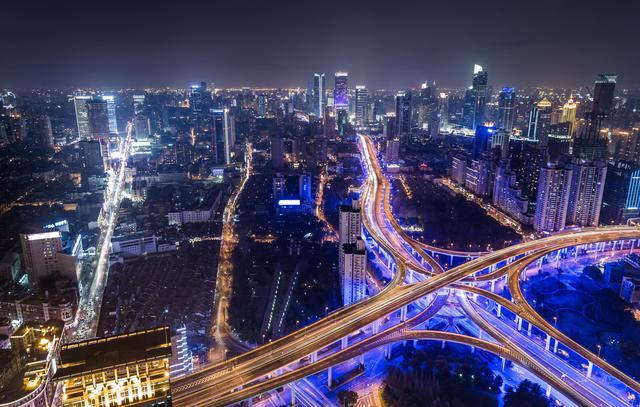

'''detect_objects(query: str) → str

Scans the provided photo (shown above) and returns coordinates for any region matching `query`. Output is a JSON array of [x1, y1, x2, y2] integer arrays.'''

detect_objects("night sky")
[[3, 0, 639, 89]]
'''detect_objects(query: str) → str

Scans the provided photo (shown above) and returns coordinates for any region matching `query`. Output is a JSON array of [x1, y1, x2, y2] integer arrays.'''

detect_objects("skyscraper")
[[355, 86, 369, 126], [190, 82, 210, 137], [20, 231, 78, 292], [561, 98, 578, 136], [600, 161, 640, 225], [73, 95, 92, 139], [566, 160, 607, 227], [497, 87, 516, 133], [271, 135, 285, 168], [211, 108, 235, 165], [312, 73, 325, 117], [133, 94, 145, 115], [395, 91, 412, 145], [334, 72, 349, 112], [534, 165, 573, 232], [341, 237, 366, 306], [473, 125, 494, 158], [101, 94, 118, 134], [527, 98, 552, 147], [573, 74, 617, 160], [86, 99, 110, 138], [471, 64, 488, 130], [31, 115, 53, 149], [339, 199, 361, 247]]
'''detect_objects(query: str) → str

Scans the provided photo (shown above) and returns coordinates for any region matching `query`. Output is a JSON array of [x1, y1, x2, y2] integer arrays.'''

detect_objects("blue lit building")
[[473, 125, 494, 158], [601, 161, 640, 225], [334, 72, 349, 112], [497, 87, 515, 133]]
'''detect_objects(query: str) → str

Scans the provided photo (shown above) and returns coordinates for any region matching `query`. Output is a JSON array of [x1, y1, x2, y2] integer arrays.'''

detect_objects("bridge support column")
[[490, 280, 496, 292], [311, 351, 318, 363], [545, 334, 551, 351], [546, 384, 552, 398], [516, 316, 523, 331], [527, 322, 532, 337], [328, 366, 333, 388], [400, 305, 407, 322], [450, 254, 454, 265], [359, 354, 365, 367], [587, 361, 593, 378], [553, 339, 559, 353], [372, 319, 380, 335], [290, 382, 296, 406], [341, 336, 348, 350], [441, 340, 446, 349], [384, 344, 391, 360], [497, 304, 502, 318], [471, 346, 475, 354], [501, 356, 506, 372]]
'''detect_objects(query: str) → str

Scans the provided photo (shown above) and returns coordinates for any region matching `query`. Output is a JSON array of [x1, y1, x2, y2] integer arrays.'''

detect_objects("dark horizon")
[[3, 0, 640, 90]]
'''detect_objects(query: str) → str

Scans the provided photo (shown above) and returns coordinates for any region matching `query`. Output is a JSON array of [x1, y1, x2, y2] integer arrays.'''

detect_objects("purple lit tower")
[[334, 72, 349, 111]]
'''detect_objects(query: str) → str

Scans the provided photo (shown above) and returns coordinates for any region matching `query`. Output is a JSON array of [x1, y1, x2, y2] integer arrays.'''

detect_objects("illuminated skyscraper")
[[601, 161, 640, 225], [86, 99, 110, 138], [133, 94, 145, 115], [341, 237, 366, 306], [211, 108, 235, 165], [567, 160, 607, 227], [534, 164, 573, 232], [497, 87, 516, 133], [527, 98, 552, 147], [73, 95, 92, 139], [471, 64, 488, 130], [312, 73, 325, 117], [334, 72, 349, 112], [561, 98, 578, 135], [395, 91, 412, 144], [355, 85, 369, 126], [101, 94, 118, 134], [190, 82, 210, 137], [20, 231, 78, 291]]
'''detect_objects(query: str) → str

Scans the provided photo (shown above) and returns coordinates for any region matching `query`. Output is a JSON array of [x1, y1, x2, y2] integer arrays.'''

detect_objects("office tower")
[[473, 125, 494, 158], [355, 86, 369, 126], [337, 109, 349, 137], [55, 326, 172, 407], [20, 231, 78, 291], [395, 91, 412, 144], [79, 139, 104, 175], [465, 157, 492, 197], [271, 135, 285, 168], [385, 138, 400, 163], [31, 115, 54, 149], [497, 87, 516, 133], [341, 237, 366, 306], [324, 109, 336, 138], [573, 74, 617, 160], [471, 64, 488, 130], [490, 129, 510, 159], [383, 113, 396, 139], [273, 174, 286, 201], [567, 160, 607, 227], [527, 98, 552, 146], [170, 325, 194, 378], [613, 128, 640, 165], [534, 165, 573, 232], [0, 320, 64, 407], [510, 139, 547, 200], [101, 94, 118, 134], [74, 95, 92, 139], [492, 163, 533, 225], [299, 173, 312, 202], [86, 99, 110, 138], [334, 72, 349, 112], [339, 199, 361, 246], [312, 73, 325, 117], [133, 94, 145, 115], [601, 161, 640, 225], [211, 108, 235, 165], [190, 82, 209, 137], [561, 98, 578, 136], [451, 157, 467, 185], [257, 94, 267, 116]]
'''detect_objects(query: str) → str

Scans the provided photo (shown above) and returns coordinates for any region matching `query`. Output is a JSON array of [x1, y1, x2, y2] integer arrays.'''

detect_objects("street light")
[[553, 316, 558, 327]]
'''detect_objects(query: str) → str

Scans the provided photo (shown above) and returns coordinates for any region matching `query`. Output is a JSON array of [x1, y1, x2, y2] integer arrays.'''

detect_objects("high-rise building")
[[101, 94, 118, 134], [190, 82, 209, 137], [133, 94, 145, 115], [573, 74, 617, 160], [601, 161, 640, 225], [86, 99, 110, 138], [211, 108, 235, 165], [395, 91, 412, 144], [271, 135, 285, 168], [561, 98, 578, 136], [534, 164, 573, 232], [492, 163, 533, 225], [527, 98, 552, 147], [312, 73, 325, 117], [134, 115, 150, 139], [383, 113, 396, 139], [341, 237, 366, 306], [567, 160, 607, 227], [465, 158, 493, 197], [490, 129, 510, 158], [31, 115, 54, 149], [385, 138, 400, 163], [74, 95, 92, 139], [55, 326, 172, 407], [257, 94, 267, 116], [334, 72, 349, 112], [79, 139, 104, 176], [471, 64, 488, 130], [355, 86, 369, 126], [473, 125, 494, 158], [20, 231, 78, 291], [339, 199, 361, 246], [497, 87, 516, 133]]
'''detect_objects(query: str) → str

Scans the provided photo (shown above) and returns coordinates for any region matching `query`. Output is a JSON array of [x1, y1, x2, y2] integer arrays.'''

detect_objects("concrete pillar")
[[527, 322, 532, 337], [290, 382, 296, 406], [328, 366, 333, 388], [400, 305, 407, 322], [553, 339, 559, 353], [372, 319, 380, 335], [501, 356, 506, 372], [384, 344, 391, 359], [471, 346, 475, 354], [408, 269, 414, 283], [546, 384, 552, 398], [441, 340, 446, 349], [497, 304, 502, 318], [587, 361, 593, 378], [341, 336, 348, 350], [450, 254, 454, 265], [359, 354, 365, 367], [545, 334, 551, 351], [517, 316, 523, 331], [490, 280, 496, 292]]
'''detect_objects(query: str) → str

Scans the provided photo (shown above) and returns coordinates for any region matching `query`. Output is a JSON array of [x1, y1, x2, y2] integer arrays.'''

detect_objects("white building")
[[567, 160, 607, 227], [534, 165, 573, 232], [341, 238, 367, 306]]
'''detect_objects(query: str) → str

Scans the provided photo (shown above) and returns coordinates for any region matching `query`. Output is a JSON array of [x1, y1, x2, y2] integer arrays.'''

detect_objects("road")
[[171, 134, 640, 406]]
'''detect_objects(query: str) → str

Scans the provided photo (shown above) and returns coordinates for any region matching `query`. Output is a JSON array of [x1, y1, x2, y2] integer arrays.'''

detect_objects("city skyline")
[[2, 0, 640, 89]]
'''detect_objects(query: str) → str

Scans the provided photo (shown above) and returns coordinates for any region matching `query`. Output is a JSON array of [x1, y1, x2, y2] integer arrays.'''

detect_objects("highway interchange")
[[172, 134, 640, 406]]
